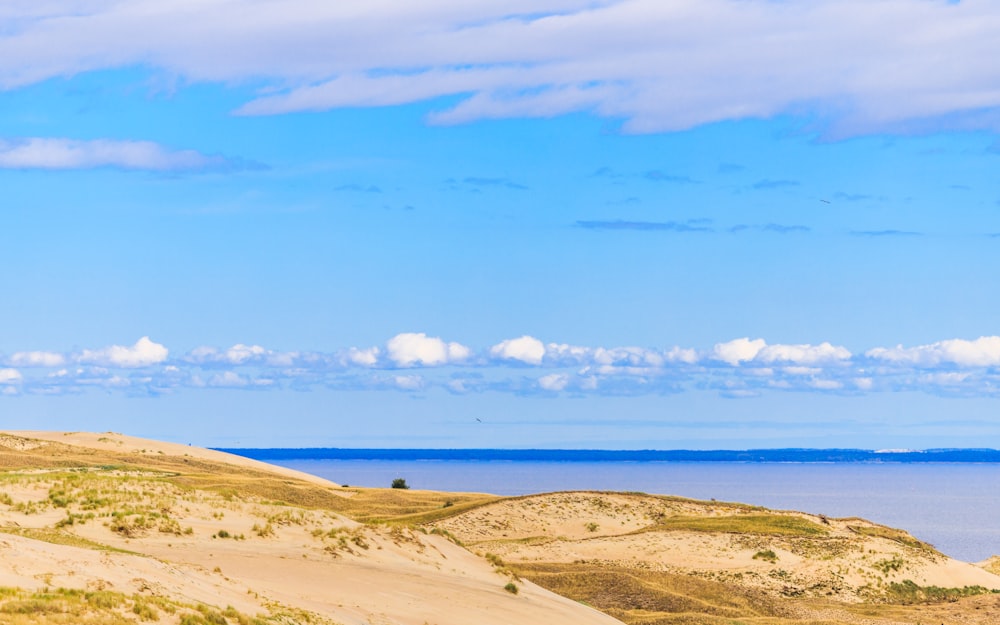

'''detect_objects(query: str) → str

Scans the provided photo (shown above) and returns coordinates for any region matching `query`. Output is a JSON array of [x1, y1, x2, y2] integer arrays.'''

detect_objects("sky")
[[3, 0, 1000, 449]]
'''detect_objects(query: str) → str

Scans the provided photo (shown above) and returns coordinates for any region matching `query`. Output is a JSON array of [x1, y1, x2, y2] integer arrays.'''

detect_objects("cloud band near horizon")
[[3, 333, 1000, 399]]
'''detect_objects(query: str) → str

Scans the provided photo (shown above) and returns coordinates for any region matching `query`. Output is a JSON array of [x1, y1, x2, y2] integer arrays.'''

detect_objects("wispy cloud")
[[3, 2, 1000, 136], [334, 183, 382, 193], [576, 219, 712, 232], [850, 229, 922, 237], [643, 170, 698, 184], [730, 223, 811, 234], [8, 333, 1000, 399], [752, 179, 800, 190], [462, 177, 528, 190], [0, 138, 257, 172], [833, 192, 874, 202]]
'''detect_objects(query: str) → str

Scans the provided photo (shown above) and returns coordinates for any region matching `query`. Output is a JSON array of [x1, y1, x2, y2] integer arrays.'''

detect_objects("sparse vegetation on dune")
[[2, 432, 1000, 625], [0, 586, 274, 625], [650, 513, 829, 537]]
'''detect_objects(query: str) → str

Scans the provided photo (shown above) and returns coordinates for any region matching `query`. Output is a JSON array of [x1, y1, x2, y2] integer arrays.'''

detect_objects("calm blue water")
[[269, 459, 1000, 563]]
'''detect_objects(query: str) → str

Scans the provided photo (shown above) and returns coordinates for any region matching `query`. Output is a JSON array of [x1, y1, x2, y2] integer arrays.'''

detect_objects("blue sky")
[[3, 0, 1000, 448]]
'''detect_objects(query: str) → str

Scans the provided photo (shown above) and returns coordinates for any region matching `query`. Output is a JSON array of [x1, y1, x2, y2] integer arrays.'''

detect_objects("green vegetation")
[[884, 580, 996, 604], [652, 514, 829, 537], [874, 555, 906, 575], [0, 586, 273, 624], [848, 525, 941, 554], [504, 582, 519, 594], [391, 478, 410, 490], [753, 549, 779, 563]]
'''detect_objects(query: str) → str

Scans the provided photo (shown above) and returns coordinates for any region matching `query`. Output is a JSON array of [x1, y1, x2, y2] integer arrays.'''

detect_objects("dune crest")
[[2, 431, 1000, 625]]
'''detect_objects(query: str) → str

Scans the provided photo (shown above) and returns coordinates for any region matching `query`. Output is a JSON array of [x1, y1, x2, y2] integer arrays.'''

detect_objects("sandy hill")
[[1, 431, 999, 625]]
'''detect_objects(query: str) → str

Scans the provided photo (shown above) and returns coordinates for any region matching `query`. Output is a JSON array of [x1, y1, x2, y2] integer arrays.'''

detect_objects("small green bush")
[[391, 478, 410, 490], [504, 582, 519, 595], [753, 549, 778, 563]]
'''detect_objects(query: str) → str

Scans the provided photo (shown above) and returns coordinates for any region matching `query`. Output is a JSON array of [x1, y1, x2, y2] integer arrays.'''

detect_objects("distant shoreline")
[[217, 447, 1000, 463]]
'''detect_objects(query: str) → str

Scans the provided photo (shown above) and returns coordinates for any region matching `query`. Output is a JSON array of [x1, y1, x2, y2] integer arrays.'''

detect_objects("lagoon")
[[259, 457, 1000, 563]]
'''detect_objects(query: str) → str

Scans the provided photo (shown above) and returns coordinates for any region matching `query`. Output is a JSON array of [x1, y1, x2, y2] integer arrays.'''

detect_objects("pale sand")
[[4, 432, 1000, 624], [8, 430, 342, 488], [431, 491, 1000, 601], [0, 431, 624, 625]]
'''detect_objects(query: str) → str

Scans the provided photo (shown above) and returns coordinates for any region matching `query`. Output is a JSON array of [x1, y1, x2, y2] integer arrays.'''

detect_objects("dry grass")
[[0, 586, 275, 625], [4, 433, 1000, 625], [515, 562, 809, 625], [846, 524, 940, 555], [650, 514, 829, 537]]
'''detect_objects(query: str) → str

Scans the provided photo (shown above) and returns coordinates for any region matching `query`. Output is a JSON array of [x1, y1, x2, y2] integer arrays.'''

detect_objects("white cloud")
[[9, 351, 65, 367], [712, 338, 766, 366], [592, 346, 664, 368], [756, 342, 851, 364], [664, 346, 698, 364], [386, 332, 469, 367], [3, 2, 999, 135], [490, 335, 546, 365], [208, 371, 249, 387], [77, 337, 168, 368], [223, 344, 267, 364], [866, 336, 1000, 367], [713, 339, 850, 367], [394, 375, 423, 390], [0, 138, 237, 171], [782, 366, 821, 376], [12, 332, 1000, 399], [545, 342, 591, 364], [808, 379, 843, 390], [346, 346, 380, 367], [538, 373, 569, 391], [920, 372, 971, 386], [0, 368, 22, 384], [186, 344, 303, 368]]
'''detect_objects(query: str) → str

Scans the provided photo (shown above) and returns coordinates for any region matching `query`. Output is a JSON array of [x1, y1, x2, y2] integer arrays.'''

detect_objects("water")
[[267, 458, 1000, 563]]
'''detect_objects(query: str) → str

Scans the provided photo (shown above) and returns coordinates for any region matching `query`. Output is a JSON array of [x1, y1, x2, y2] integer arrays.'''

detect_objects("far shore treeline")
[[217, 448, 1000, 463]]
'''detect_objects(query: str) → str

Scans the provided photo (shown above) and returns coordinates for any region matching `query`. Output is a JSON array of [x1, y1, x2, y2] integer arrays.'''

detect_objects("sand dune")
[[2, 431, 999, 625], [0, 431, 621, 625]]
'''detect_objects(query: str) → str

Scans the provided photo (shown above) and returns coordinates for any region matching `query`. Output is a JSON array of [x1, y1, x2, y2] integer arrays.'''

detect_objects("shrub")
[[391, 478, 410, 490], [504, 582, 519, 595], [753, 549, 778, 563]]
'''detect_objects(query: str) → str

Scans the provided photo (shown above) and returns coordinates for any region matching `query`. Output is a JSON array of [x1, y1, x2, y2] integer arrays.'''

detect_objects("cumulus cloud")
[[713, 338, 850, 366], [7, 332, 1000, 399], [394, 375, 424, 390], [712, 338, 766, 365], [77, 337, 168, 368], [345, 347, 380, 367], [2, 2, 1000, 136], [490, 335, 546, 365], [386, 333, 470, 367], [866, 336, 1000, 367], [8, 351, 65, 367], [208, 371, 249, 387], [0, 138, 248, 172], [538, 373, 569, 391], [756, 342, 852, 364]]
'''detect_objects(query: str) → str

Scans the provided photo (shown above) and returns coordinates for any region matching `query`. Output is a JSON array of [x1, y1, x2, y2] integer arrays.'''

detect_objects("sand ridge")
[[0, 431, 623, 625], [3, 431, 1000, 625]]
